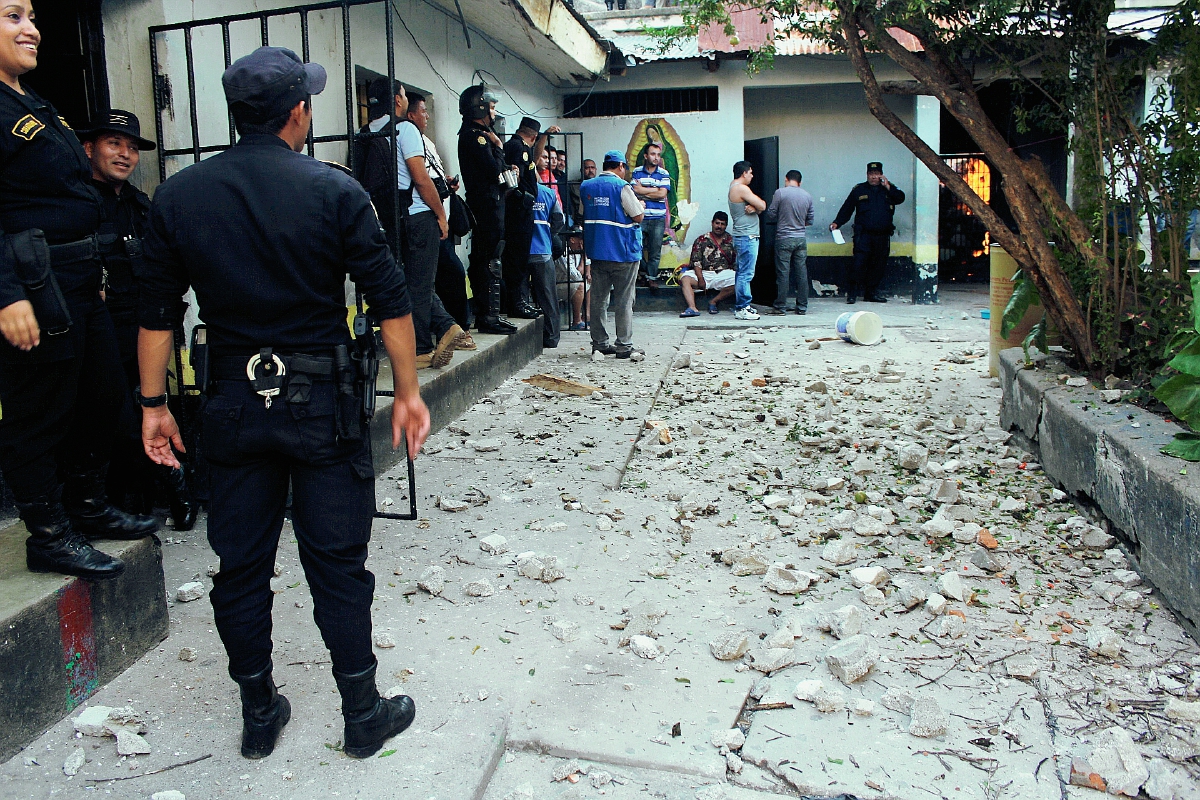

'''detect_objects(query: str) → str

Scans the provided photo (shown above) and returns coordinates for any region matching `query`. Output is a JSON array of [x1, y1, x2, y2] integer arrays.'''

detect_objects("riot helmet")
[[459, 84, 498, 120]]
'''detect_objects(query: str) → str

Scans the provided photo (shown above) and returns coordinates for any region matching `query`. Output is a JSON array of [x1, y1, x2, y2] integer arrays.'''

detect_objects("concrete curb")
[[998, 347, 1200, 639], [0, 530, 169, 761]]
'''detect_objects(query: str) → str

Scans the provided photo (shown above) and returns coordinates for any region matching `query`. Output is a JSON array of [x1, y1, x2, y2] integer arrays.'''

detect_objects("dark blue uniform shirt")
[[137, 134, 410, 355], [833, 181, 906, 234]]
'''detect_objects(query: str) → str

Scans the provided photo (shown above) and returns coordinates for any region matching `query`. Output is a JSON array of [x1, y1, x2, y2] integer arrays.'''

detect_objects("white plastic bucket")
[[836, 311, 883, 345]]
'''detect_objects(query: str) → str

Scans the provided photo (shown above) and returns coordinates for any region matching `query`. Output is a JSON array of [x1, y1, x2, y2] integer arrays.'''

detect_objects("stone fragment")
[[479, 534, 508, 554], [726, 753, 743, 774], [794, 679, 824, 702], [629, 635, 660, 659], [925, 593, 948, 615], [1144, 758, 1200, 800], [418, 566, 446, 595], [852, 515, 887, 537], [908, 695, 949, 738], [465, 579, 495, 597], [921, 516, 958, 538], [175, 582, 205, 603], [850, 566, 890, 588], [1087, 625, 1123, 658], [936, 616, 966, 639], [997, 496, 1026, 513], [1165, 698, 1200, 723], [709, 632, 750, 661], [852, 698, 875, 717], [374, 632, 396, 649], [898, 443, 929, 471], [762, 494, 791, 510], [552, 760, 583, 782], [938, 572, 966, 602], [970, 547, 1008, 573], [881, 688, 915, 713], [813, 686, 847, 713], [115, 728, 151, 756], [1083, 528, 1118, 550], [825, 634, 879, 684], [932, 480, 960, 504], [710, 728, 746, 751], [1070, 757, 1107, 792], [1111, 569, 1142, 588], [515, 552, 565, 582], [551, 620, 580, 643], [590, 770, 613, 788], [74, 706, 114, 737], [860, 586, 886, 606], [977, 529, 999, 549], [1005, 653, 1040, 679], [595, 515, 613, 531], [62, 748, 85, 777], [821, 539, 858, 565], [731, 551, 770, 576], [746, 646, 796, 673], [437, 497, 470, 512], [896, 583, 927, 609], [851, 455, 875, 475], [469, 438, 502, 452], [763, 563, 810, 594], [820, 604, 864, 640], [805, 381, 827, 394], [105, 707, 146, 734], [1088, 726, 1149, 797], [591, 350, 605, 362]]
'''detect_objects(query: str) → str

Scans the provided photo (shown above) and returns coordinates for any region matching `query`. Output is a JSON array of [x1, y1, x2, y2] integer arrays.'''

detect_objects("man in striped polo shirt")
[[630, 143, 671, 288]]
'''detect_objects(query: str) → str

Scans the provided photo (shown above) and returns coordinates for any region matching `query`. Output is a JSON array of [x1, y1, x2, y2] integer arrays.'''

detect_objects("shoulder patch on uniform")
[[12, 114, 44, 141], [522, 152, 528, 161], [477, 136, 486, 146], [57, 116, 72, 129], [858, 194, 869, 201]]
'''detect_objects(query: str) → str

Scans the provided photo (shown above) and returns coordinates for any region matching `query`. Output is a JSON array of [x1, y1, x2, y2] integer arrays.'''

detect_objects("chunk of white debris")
[[909, 695, 949, 738], [1144, 758, 1198, 800], [152, 792, 187, 800], [794, 679, 824, 702], [925, 593, 948, 616], [374, 632, 396, 649], [175, 582, 205, 603], [178, 647, 198, 662], [898, 443, 929, 471], [115, 728, 151, 756], [852, 515, 888, 537], [465, 579, 495, 598], [822, 539, 858, 565], [820, 605, 864, 640], [629, 635, 661, 659], [938, 572, 966, 602], [551, 620, 580, 643], [62, 748, 85, 777], [763, 563, 810, 594], [881, 687, 915, 713], [437, 497, 469, 512], [852, 698, 876, 717], [595, 515, 613, 531], [825, 634, 879, 684], [710, 728, 746, 751], [418, 566, 446, 595], [479, 534, 508, 554], [813, 686, 847, 713], [1087, 625, 1123, 658], [896, 583, 927, 609], [1005, 653, 1040, 679], [1165, 698, 1200, 723], [731, 551, 770, 576], [515, 552, 565, 582], [936, 615, 966, 639], [746, 646, 796, 673], [73, 706, 114, 737], [850, 566, 890, 588], [1088, 727, 1149, 797], [709, 632, 750, 661]]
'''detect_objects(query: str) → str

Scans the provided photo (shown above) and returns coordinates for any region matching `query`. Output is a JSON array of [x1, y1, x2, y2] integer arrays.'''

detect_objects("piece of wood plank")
[[523, 374, 603, 396]]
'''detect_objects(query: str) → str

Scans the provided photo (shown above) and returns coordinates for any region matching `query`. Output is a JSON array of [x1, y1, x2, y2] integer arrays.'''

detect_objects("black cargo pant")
[[201, 374, 376, 677], [850, 229, 891, 299], [466, 193, 503, 320], [502, 194, 534, 312], [0, 290, 124, 502]]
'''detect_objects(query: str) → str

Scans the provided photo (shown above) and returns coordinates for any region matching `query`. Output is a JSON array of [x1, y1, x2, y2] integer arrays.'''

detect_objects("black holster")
[[4, 229, 72, 335], [190, 324, 209, 395], [334, 343, 366, 444], [351, 312, 379, 423]]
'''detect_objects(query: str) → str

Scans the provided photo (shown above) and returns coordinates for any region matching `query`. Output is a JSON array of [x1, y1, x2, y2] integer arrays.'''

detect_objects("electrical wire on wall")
[[472, 68, 600, 121]]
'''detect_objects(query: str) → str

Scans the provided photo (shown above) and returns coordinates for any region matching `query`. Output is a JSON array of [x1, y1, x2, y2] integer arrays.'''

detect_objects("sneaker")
[[679, 308, 700, 318], [733, 307, 760, 321], [615, 346, 644, 359], [763, 307, 785, 316], [592, 343, 620, 356], [568, 321, 589, 332], [431, 325, 461, 368], [414, 353, 434, 369], [795, 308, 807, 315]]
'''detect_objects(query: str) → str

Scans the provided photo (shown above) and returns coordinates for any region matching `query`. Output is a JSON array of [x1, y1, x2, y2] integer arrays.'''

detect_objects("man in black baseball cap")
[[830, 159, 906, 303], [136, 44, 428, 762]]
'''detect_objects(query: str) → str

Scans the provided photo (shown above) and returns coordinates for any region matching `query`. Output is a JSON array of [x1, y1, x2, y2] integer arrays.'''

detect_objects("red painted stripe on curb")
[[56, 580, 98, 710]]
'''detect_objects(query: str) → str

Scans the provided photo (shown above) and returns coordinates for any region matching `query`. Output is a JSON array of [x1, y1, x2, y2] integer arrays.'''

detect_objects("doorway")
[[22, 0, 108, 128], [743, 136, 778, 305]]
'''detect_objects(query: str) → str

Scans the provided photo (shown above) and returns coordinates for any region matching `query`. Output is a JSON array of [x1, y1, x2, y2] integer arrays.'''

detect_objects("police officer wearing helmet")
[[456, 84, 517, 335], [830, 161, 905, 304], [136, 46, 431, 761], [77, 109, 197, 530], [0, 0, 158, 583], [502, 115, 561, 319]]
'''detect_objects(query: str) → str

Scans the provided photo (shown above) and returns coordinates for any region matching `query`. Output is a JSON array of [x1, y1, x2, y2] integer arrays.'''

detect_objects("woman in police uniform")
[[0, 0, 156, 580]]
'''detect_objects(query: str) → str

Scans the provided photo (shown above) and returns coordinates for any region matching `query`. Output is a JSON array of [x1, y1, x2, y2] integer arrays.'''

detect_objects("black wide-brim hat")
[[77, 109, 156, 150]]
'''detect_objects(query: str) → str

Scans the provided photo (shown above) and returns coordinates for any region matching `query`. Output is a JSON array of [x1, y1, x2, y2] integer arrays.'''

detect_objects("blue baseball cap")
[[603, 149, 627, 165], [223, 46, 327, 123]]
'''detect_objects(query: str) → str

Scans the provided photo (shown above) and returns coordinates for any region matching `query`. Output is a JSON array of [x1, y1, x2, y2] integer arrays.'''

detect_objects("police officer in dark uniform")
[[456, 85, 517, 335], [0, 0, 157, 582], [502, 116, 561, 318], [78, 109, 196, 530], [136, 46, 431, 761], [831, 161, 906, 304]]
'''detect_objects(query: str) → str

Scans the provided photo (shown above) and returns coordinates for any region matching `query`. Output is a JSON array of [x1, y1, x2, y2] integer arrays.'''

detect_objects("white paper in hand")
[[831, 228, 846, 245]]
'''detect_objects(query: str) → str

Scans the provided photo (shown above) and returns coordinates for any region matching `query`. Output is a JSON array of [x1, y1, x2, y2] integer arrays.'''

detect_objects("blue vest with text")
[[530, 184, 557, 256], [581, 172, 641, 263]]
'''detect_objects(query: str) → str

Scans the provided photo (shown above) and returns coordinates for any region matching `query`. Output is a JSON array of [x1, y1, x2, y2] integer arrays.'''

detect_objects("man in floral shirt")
[[679, 211, 736, 317]]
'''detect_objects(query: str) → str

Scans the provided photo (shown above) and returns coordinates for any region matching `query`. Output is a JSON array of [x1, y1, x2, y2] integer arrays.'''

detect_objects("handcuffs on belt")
[[246, 348, 287, 408]]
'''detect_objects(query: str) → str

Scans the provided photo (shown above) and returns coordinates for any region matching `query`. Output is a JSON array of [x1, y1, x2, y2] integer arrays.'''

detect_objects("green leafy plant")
[[1002, 270, 1048, 367], [1154, 274, 1200, 460]]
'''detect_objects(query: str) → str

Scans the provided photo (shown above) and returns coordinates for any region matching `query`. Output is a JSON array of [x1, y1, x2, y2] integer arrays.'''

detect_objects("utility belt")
[[195, 340, 377, 444], [1, 230, 100, 337], [856, 226, 895, 236]]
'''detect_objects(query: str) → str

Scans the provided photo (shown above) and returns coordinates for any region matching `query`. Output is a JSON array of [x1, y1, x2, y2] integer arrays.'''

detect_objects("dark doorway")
[[21, 0, 108, 128], [743, 136, 778, 306]]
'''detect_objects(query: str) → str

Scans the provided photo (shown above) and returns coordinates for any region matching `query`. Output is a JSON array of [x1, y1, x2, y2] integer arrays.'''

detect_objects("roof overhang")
[[425, 0, 613, 83]]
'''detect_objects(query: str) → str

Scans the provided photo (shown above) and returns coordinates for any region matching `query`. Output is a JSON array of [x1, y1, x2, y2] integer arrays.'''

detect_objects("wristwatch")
[[136, 387, 168, 408]]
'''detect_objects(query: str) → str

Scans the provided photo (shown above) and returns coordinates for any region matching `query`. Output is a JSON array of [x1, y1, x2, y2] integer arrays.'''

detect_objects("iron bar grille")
[[563, 87, 718, 119]]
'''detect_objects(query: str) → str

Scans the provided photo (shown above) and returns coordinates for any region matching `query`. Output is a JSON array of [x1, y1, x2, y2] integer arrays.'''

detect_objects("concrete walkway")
[[3, 287, 1197, 800]]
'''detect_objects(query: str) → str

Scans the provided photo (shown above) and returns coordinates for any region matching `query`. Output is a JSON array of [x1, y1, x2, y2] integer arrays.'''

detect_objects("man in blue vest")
[[581, 150, 644, 358], [530, 150, 565, 348]]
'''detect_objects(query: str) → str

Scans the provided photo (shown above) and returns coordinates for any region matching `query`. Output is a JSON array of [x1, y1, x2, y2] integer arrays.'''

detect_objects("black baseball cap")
[[222, 46, 327, 122], [867, 161, 883, 172], [519, 116, 541, 134], [78, 109, 156, 150]]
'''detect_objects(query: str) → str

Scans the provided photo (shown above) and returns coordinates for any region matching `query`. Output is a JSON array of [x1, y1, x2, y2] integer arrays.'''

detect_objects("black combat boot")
[[159, 465, 198, 532], [333, 660, 416, 759], [477, 280, 517, 335], [19, 490, 125, 580], [64, 466, 159, 540], [231, 664, 291, 759]]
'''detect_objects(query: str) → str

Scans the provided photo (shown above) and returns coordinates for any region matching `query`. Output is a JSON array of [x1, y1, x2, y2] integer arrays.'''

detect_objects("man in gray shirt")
[[764, 169, 815, 314]]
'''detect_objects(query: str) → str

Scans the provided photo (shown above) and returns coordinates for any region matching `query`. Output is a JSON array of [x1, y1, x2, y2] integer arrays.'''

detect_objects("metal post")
[[182, 28, 201, 165], [222, 22, 236, 146]]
